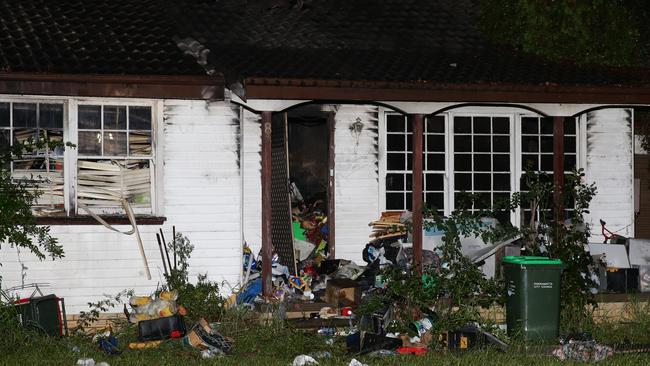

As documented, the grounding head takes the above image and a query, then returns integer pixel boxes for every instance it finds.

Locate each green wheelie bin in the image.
[503,256,563,343]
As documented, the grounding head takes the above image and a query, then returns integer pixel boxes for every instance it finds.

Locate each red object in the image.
[341,307,353,317]
[170,330,182,338]
[397,347,427,356]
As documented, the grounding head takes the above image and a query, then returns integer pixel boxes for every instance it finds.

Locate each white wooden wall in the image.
[584,108,635,241]
[0,100,243,314]
[333,105,380,263]
[241,110,262,255]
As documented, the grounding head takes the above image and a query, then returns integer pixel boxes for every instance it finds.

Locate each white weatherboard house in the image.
[0,0,649,314]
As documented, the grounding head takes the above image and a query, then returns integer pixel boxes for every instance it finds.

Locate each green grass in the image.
[3,307,650,366]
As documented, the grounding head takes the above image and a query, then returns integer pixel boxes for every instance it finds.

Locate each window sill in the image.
[35,216,167,226]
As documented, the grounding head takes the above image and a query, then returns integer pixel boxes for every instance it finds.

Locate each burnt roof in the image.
[1,0,650,89]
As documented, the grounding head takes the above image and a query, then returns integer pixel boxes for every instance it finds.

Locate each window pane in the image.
[564,136,576,153]
[0,129,10,148]
[522,154,538,170]
[129,131,152,156]
[425,173,443,191]
[426,134,444,152]
[406,134,412,151]
[473,135,490,152]
[405,193,412,210]
[540,136,553,152]
[493,117,509,133]
[13,128,37,145]
[564,118,576,135]
[522,136,539,152]
[78,131,102,155]
[129,106,152,130]
[387,134,405,151]
[103,131,127,156]
[426,116,444,133]
[455,173,471,191]
[454,135,471,152]
[540,154,553,171]
[521,117,538,134]
[493,174,510,191]
[39,104,63,128]
[407,153,412,170]
[387,153,405,170]
[0,102,9,126]
[104,106,127,130]
[540,118,553,134]
[493,136,509,152]
[474,173,491,190]
[426,153,445,171]
[565,154,577,171]
[405,173,413,190]
[475,193,491,209]
[455,154,471,171]
[473,117,490,133]
[493,154,509,171]
[13,103,37,127]
[454,116,471,133]
[386,173,404,191]
[473,154,490,171]
[387,115,405,132]
[79,105,101,129]
[425,193,444,210]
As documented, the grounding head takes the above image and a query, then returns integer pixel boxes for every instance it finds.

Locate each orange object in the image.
[397,347,427,356]
[178,305,187,316]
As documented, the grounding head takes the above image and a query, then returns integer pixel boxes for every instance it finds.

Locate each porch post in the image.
[261,111,273,297]
[327,112,336,259]
[553,116,565,221]
[410,114,424,273]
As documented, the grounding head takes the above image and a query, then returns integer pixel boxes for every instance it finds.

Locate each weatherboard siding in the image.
[333,105,380,263]
[585,108,635,241]
[0,100,242,314]
[242,109,263,255]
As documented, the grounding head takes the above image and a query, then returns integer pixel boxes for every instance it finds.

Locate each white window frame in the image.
[379,107,585,227]
[0,95,163,217]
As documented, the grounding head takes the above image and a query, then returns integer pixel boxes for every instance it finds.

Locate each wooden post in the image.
[553,116,565,221]
[411,114,424,273]
[327,112,336,259]
[261,111,273,297]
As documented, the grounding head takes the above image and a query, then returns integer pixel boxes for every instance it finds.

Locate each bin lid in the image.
[502,256,562,265]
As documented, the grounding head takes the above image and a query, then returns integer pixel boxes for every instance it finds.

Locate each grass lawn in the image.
[4,308,650,366]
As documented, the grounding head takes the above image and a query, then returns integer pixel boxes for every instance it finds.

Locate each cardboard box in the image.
[325,279,361,307]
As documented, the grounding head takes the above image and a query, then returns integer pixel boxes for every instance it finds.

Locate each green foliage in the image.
[509,169,597,329]
[74,289,134,334]
[480,0,644,66]
[0,137,67,280]
[162,233,225,321]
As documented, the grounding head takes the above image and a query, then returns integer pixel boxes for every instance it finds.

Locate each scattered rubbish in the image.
[128,340,162,349]
[367,349,398,357]
[137,313,186,342]
[396,347,427,356]
[183,318,233,354]
[292,354,319,366]
[552,340,613,362]
[308,351,332,359]
[347,359,368,366]
[93,331,121,355]
[96,362,110,366]
[76,359,95,366]
[201,348,225,359]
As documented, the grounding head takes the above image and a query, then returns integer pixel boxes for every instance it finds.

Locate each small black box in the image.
[137,314,186,341]
[606,268,639,293]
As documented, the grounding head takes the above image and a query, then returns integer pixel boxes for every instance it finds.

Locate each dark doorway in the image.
[288,115,329,208]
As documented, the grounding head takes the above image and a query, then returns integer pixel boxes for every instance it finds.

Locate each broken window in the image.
[77,104,153,215]
[0,102,65,216]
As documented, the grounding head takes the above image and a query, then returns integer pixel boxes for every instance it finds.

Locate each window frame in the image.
[0,95,164,220]
[379,108,584,227]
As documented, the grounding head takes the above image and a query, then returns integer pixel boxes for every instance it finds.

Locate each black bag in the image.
[137,314,186,341]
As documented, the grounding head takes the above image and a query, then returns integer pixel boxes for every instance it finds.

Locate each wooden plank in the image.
[553,116,565,219]
[327,111,336,259]
[261,111,273,298]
